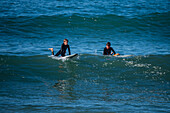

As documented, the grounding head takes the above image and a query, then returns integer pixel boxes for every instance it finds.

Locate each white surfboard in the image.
[62,54,78,58]
[49,54,78,60]
[115,55,133,57]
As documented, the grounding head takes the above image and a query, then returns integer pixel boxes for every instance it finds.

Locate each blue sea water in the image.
[0,0,170,112]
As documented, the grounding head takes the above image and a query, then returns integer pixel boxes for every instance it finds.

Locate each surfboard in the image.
[62,54,78,58]
[49,54,78,60]
[113,53,133,57]
[114,55,133,57]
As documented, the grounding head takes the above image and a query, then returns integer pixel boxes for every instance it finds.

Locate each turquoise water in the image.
[0,0,170,112]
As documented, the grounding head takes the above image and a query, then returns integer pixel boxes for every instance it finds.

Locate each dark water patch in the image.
[0,12,169,40]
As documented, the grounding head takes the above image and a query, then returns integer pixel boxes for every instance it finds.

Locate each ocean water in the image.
[0,0,170,112]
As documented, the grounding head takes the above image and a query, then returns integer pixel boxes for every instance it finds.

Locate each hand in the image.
[113,53,120,56]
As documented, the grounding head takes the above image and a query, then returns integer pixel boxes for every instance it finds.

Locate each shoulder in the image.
[110,47,114,50]
[104,47,106,50]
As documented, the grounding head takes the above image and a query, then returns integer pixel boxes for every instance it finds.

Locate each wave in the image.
[0,12,169,34]
[0,54,169,112]
[0,54,169,82]
[0,12,169,57]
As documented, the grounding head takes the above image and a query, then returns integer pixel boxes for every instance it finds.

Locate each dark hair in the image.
[64,39,68,42]
[106,42,111,46]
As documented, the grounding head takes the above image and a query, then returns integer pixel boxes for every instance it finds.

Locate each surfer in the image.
[103,42,120,56]
[48,39,71,57]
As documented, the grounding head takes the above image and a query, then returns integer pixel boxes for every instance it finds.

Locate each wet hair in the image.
[64,39,68,42]
[106,42,111,46]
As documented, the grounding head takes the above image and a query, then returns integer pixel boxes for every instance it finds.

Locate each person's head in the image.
[106,42,111,49]
[63,39,68,45]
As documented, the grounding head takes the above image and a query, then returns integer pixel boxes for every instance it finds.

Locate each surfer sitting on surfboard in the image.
[49,39,71,57]
[103,42,120,56]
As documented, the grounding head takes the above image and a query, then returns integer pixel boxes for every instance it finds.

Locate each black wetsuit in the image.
[55,43,71,56]
[103,47,116,55]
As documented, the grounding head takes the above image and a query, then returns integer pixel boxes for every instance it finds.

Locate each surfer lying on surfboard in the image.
[103,42,120,56]
[48,39,71,57]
